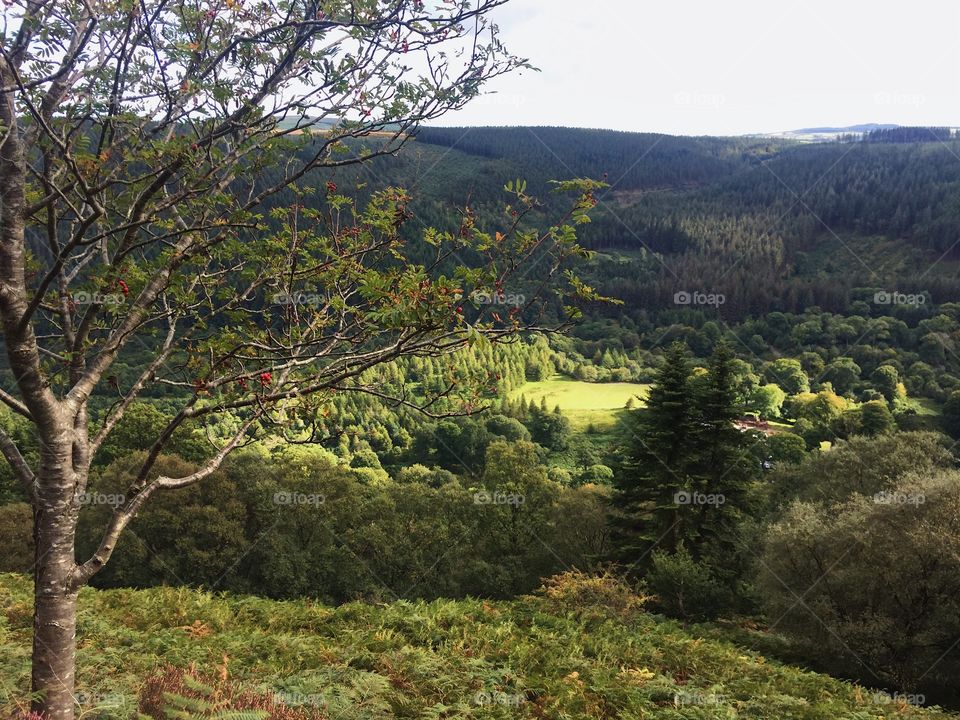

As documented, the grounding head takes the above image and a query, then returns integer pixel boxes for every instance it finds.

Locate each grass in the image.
[512,375,649,431]
[902,397,941,416]
[1,571,956,719]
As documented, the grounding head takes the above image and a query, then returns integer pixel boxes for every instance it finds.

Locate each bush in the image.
[646,546,728,621]
[533,569,647,619]
[576,464,614,486]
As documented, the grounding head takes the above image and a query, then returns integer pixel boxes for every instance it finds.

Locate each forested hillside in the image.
[6,123,960,717]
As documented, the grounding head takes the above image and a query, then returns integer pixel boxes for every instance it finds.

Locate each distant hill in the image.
[758,123,900,142]
[791,123,899,134]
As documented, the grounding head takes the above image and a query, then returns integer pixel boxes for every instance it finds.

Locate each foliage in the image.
[612,341,760,584]
[647,546,729,621]
[766,431,955,506]
[758,470,960,701]
[75,447,608,603]
[138,667,305,720]
[2,573,956,720]
[532,569,647,620]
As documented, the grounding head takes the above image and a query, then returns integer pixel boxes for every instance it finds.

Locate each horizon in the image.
[422,120,957,139]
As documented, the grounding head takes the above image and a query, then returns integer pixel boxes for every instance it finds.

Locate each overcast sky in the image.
[436,0,960,136]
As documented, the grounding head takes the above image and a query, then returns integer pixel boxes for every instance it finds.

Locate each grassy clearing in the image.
[512,375,649,431]
[1,572,955,719]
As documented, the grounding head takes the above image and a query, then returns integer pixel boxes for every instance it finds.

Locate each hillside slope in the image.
[0,573,953,719]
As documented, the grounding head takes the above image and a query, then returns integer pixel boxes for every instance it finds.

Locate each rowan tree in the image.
[0,1,602,717]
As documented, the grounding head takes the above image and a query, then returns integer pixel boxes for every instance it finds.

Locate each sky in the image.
[437,0,960,136]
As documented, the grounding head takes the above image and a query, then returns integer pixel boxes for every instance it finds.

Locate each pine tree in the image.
[612,342,697,566]
[688,340,759,586]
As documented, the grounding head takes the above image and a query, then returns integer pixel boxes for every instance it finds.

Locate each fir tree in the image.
[613,342,697,566]
[688,340,760,592]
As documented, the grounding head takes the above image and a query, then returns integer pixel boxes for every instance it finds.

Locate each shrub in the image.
[576,464,614,486]
[646,546,728,621]
[533,569,647,619]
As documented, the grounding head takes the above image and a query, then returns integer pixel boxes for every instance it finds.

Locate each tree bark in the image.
[31,576,78,720]
[30,439,80,720]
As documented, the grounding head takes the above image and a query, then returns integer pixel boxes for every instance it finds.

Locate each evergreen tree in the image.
[612,342,697,566]
[689,341,759,572]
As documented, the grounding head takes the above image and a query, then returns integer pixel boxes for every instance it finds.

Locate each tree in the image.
[870,365,900,402]
[768,431,953,506]
[748,383,786,419]
[0,3,603,717]
[758,471,960,697]
[613,342,696,563]
[759,432,808,466]
[943,389,960,438]
[822,357,862,396]
[527,405,571,451]
[763,358,809,395]
[859,400,895,436]
[687,341,758,582]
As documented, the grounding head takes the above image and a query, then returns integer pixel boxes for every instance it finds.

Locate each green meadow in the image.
[512,375,650,431]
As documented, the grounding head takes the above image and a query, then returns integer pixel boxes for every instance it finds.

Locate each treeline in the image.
[567,300,960,404]
[414,126,783,192]
[0,442,610,603]
[864,126,955,143]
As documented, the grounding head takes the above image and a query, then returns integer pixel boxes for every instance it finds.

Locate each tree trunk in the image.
[31,578,78,720]
[31,450,80,720]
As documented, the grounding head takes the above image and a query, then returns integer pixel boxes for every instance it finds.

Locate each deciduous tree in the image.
[0,2,601,717]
